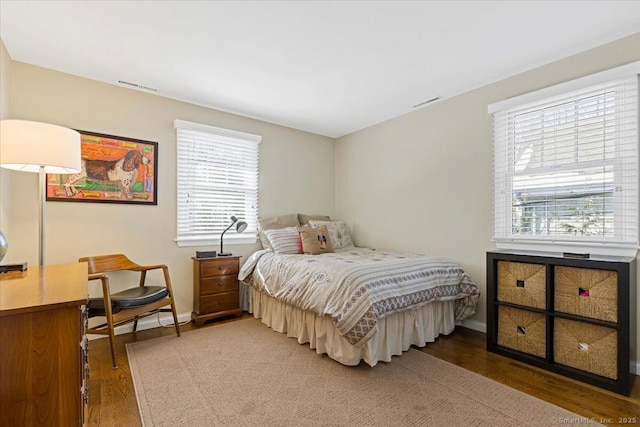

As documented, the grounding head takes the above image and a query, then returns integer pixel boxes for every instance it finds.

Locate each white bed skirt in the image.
[247,286,456,367]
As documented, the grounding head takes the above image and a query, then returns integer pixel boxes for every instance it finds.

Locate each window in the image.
[489,62,639,254]
[174,120,260,247]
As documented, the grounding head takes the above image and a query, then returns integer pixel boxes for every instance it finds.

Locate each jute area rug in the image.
[126,317,590,427]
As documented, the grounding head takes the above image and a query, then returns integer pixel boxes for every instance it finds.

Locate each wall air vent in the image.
[412,96,442,108]
[118,80,158,92]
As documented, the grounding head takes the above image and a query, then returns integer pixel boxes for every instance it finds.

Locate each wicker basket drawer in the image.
[554,266,617,322]
[497,306,546,358]
[497,261,546,309]
[554,318,617,380]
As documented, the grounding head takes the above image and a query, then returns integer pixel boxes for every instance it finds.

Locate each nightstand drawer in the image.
[200,291,239,314]
[201,275,238,295]
[200,259,239,277]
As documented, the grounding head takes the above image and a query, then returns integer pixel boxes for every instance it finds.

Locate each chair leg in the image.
[100,276,119,369]
[171,302,181,337]
[162,265,181,338]
[106,315,118,369]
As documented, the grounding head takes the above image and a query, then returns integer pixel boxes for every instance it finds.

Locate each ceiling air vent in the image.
[412,96,442,108]
[118,80,158,92]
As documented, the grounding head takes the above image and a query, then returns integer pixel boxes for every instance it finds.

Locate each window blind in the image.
[175,119,260,247]
[490,65,639,251]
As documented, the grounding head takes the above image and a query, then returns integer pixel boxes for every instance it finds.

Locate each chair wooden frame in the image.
[79,254,181,368]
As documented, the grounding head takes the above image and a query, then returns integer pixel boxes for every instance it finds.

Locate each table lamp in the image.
[219,215,247,256]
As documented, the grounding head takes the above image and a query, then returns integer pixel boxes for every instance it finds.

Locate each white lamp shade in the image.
[0,120,82,174]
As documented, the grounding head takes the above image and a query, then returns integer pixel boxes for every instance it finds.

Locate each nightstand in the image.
[191,256,243,326]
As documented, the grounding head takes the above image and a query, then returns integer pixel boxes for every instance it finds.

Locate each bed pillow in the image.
[307,220,354,249]
[298,213,331,226]
[298,225,334,255]
[258,214,300,249]
[263,227,302,254]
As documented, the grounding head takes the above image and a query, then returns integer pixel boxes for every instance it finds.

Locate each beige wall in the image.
[335,33,640,361]
[7,61,335,317]
[0,40,11,243]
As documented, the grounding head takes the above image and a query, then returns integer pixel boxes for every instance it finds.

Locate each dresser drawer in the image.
[200,275,238,295]
[200,259,239,277]
[200,291,239,314]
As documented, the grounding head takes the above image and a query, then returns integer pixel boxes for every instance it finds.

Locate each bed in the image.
[239,217,480,366]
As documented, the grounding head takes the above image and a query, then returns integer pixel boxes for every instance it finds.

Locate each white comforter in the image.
[239,247,479,347]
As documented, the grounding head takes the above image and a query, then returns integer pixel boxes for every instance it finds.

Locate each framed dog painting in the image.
[46,130,158,205]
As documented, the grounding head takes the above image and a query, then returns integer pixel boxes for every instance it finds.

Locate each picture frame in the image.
[46,130,158,205]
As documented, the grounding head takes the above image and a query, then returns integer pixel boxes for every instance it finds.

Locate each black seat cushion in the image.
[87,286,169,317]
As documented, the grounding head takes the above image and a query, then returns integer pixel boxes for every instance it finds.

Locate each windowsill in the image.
[494,239,638,258]
[175,235,257,248]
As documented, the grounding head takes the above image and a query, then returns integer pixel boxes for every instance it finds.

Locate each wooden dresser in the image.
[0,262,89,426]
[487,250,636,396]
[192,256,243,326]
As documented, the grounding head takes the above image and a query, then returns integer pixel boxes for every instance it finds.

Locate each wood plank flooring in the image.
[87,315,639,426]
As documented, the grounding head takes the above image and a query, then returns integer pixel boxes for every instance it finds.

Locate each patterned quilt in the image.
[239,247,480,347]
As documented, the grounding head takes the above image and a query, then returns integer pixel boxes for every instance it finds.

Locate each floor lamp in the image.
[0,120,81,266]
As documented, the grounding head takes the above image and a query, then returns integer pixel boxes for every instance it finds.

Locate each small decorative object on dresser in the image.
[192,256,243,326]
[486,250,637,396]
[0,231,7,261]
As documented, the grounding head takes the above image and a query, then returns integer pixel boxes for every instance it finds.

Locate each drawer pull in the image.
[219,300,223,305]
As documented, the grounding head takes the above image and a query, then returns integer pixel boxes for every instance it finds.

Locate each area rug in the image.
[126,317,591,426]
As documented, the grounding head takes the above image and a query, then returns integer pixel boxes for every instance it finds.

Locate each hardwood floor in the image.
[88,315,639,426]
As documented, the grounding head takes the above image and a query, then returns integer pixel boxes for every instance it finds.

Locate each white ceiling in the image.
[1,1,639,138]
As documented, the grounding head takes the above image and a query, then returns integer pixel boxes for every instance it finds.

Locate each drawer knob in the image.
[219,300,223,305]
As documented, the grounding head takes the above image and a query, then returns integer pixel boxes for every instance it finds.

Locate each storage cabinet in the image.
[192,256,243,326]
[487,250,636,396]
[0,263,89,426]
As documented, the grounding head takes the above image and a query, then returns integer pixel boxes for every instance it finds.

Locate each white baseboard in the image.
[87,312,192,340]
[460,319,486,333]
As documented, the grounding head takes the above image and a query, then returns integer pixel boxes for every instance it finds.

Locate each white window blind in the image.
[489,63,639,253]
[175,119,260,247]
